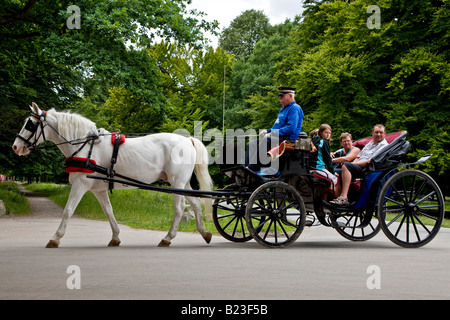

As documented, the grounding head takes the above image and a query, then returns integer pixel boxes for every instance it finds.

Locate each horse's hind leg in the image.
[185,194,212,244]
[158,193,184,247]
[46,182,86,248]
[92,190,121,247]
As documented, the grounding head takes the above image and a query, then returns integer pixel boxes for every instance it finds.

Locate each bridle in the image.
[16,109,101,156]
[16,110,48,150]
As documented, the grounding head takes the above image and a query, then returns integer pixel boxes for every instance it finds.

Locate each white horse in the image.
[12,102,213,248]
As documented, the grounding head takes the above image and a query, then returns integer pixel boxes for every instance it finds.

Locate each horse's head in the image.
[12,102,48,156]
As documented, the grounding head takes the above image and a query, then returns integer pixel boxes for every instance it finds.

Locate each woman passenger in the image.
[331,132,360,173]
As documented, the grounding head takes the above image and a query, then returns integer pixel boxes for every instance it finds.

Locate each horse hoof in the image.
[108,239,121,247]
[158,239,171,247]
[46,240,59,248]
[203,232,212,244]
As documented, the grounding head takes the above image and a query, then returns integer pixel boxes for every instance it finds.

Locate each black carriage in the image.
[212,131,445,248]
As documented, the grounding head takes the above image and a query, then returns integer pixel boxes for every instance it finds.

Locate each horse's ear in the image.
[30,102,41,114]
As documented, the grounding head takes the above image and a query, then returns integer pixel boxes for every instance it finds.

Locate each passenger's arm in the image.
[332,148,360,164]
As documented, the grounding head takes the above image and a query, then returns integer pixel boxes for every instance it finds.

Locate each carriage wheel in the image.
[377,169,444,248]
[245,181,306,248]
[330,210,381,242]
[212,184,253,242]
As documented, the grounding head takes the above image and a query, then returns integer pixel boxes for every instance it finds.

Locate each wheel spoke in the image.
[239,217,248,238]
[411,179,427,203]
[222,215,237,230]
[262,190,274,211]
[273,220,278,243]
[411,213,432,235]
[417,210,439,221]
[217,210,238,219]
[281,217,298,228]
[254,216,270,230]
[384,205,404,212]
[278,219,290,239]
[394,214,406,238]
[386,211,405,228]
[276,190,288,210]
[351,215,360,237]
[262,219,274,241]
[391,183,407,205]
[384,196,404,207]
[414,191,436,205]
[409,174,417,203]
[410,214,422,242]
[279,199,297,212]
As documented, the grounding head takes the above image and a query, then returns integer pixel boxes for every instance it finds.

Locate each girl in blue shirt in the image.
[310,124,341,199]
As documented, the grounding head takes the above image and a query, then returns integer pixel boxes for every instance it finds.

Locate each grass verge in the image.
[0,182,31,215]
[24,183,217,233]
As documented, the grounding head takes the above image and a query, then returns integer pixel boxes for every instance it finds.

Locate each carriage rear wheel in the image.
[212,184,253,242]
[377,169,444,248]
[330,209,381,242]
[245,181,306,248]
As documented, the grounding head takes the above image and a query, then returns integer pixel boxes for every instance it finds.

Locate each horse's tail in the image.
[190,137,213,221]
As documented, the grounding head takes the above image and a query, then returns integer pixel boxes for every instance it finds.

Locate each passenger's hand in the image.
[259,129,268,139]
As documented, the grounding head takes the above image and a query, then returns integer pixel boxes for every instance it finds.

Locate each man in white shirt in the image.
[331,124,388,205]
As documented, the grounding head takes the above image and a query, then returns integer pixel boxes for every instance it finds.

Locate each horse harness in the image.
[64,132,126,192]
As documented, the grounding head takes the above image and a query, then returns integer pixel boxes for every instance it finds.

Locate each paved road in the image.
[0,188,449,300]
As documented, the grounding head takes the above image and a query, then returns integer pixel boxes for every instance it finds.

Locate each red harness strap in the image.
[65,157,97,173]
[65,133,125,174]
[111,132,125,145]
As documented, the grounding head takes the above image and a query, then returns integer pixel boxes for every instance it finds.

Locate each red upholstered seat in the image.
[353,131,404,150]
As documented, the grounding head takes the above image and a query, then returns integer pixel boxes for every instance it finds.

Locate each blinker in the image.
[25,118,39,132]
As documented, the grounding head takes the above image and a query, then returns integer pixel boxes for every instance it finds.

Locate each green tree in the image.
[227,19,300,130]
[0,0,217,180]
[219,9,273,60]
[149,42,234,134]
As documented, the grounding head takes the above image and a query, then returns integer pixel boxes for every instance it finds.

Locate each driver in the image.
[245,87,304,171]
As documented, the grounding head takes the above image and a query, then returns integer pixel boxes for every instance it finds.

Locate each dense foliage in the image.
[1,0,448,192]
[0,0,217,181]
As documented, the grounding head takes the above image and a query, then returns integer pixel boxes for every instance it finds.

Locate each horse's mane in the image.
[47,109,98,141]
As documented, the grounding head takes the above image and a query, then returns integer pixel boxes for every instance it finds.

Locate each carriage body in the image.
[213,131,445,248]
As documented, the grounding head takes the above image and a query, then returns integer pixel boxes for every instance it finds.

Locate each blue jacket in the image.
[267,101,304,141]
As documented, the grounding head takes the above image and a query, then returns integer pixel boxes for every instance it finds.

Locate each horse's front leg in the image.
[92,190,121,246]
[46,182,87,248]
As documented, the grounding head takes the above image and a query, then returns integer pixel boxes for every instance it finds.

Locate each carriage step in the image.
[330,221,346,228]
[322,200,354,212]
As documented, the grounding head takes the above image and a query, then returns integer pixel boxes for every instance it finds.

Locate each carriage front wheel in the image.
[377,169,444,248]
[245,181,306,248]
